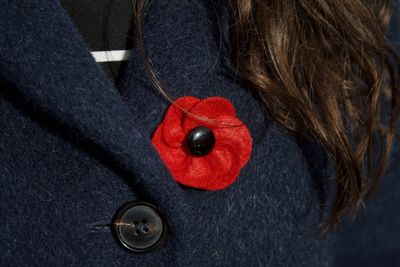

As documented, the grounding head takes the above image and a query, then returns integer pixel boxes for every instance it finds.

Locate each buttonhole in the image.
[87,221,111,232]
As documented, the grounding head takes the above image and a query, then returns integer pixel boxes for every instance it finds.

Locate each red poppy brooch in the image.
[151,96,252,190]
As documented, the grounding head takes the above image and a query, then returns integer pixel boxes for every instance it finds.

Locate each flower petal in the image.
[172,157,214,187]
[172,144,242,190]
[204,144,241,190]
[190,96,236,119]
[181,97,236,132]
[151,125,191,170]
[212,115,252,168]
[161,96,201,146]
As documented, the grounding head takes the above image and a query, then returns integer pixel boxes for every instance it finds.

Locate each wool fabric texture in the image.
[0,0,399,266]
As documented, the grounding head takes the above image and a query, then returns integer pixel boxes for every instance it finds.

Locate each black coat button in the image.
[112,201,167,253]
[185,126,215,156]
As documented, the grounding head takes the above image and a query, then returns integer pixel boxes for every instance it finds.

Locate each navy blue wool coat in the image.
[1,0,399,266]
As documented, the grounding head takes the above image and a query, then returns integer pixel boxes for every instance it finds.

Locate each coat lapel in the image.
[0,0,189,247]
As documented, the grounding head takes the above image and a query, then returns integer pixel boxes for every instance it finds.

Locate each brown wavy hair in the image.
[131,0,400,234]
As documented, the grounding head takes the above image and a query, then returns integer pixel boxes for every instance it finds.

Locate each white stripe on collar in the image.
[90,50,131,62]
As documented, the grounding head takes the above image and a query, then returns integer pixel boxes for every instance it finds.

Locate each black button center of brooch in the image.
[185,126,215,156]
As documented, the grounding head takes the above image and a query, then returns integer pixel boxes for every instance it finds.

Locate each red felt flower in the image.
[151,96,252,190]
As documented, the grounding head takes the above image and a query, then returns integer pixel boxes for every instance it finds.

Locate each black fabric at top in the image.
[60,0,135,87]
